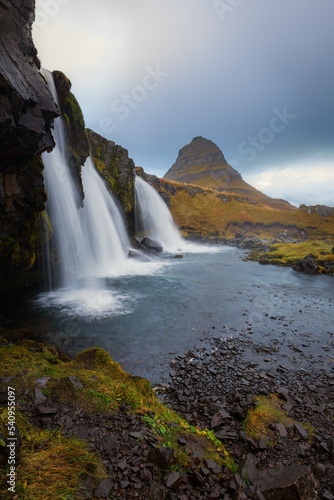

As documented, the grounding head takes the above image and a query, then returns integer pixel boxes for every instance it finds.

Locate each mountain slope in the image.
[164,136,294,211]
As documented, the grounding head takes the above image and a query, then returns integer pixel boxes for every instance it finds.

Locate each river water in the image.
[1,246,333,383]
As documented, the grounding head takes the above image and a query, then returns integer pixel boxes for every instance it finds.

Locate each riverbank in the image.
[1,325,333,499]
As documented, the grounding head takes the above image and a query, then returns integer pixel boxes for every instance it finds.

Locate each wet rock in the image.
[293,254,319,274]
[140,237,163,253]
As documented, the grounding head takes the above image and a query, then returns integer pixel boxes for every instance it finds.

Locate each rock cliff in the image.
[87,129,135,234]
[164,137,294,211]
[52,70,89,203]
[0,0,58,290]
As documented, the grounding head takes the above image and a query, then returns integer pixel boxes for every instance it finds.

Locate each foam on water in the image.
[36,288,138,318]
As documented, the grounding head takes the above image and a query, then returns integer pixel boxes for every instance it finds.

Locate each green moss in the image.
[0,341,236,496]
[65,93,85,129]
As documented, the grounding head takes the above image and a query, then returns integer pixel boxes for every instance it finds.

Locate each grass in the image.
[248,240,334,271]
[0,338,236,497]
[244,394,314,445]
[0,408,104,499]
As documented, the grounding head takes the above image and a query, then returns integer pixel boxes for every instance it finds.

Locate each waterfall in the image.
[41,70,94,289]
[41,69,130,290]
[80,157,130,276]
[135,176,184,253]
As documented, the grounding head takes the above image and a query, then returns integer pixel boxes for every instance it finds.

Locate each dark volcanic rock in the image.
[0,0,58,289]
[140,237,163,253]
[293,254,319,274]
[250,464,318,499]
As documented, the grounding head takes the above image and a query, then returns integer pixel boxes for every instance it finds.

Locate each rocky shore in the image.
[158,334,334,498]
[1,324,333,499]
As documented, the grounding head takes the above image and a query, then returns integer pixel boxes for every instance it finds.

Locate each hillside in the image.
[164,136,294,211]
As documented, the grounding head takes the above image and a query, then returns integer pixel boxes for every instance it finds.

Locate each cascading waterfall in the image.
[135,176,184,253]
[41,69,95,289]
[80,157,130,276]
[40,69,131,296]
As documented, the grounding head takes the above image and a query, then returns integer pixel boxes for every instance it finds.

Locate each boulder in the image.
[248,464,318,499]
[140,237,163,253]
[293,254,319,274]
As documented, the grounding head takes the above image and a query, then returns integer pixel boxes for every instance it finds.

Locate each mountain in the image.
[164,136,294,211]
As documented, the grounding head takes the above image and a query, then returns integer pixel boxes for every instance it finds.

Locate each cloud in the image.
[243,160,334,207]
[32,0,334,204]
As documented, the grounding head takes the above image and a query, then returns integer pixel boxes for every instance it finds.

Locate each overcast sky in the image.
[33,0,334,206]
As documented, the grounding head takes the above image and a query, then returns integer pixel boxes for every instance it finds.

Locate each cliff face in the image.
[52,71,89,203]
[0,0,58,289]
[164,137,294,211]
[87,129,135,234]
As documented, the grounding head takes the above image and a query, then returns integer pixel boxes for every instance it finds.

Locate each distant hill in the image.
[164,136,294,211]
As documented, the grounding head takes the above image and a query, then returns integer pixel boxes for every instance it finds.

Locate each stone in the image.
[164,471,181,490]
[129,432,143,439]
[36,406,57,415]
[312,463,327,477]
[275,423,287,438]
[250,464,318,499]
[34,387,47,404]
[68,376,84,389]
[94,478,112,498]
[147,447,177,469]
[204,458,222,474]
[293,254,319,274]
[35,377,50,388]
[146,482,171,499]
[140,237,163,253]
[294,424,309,441]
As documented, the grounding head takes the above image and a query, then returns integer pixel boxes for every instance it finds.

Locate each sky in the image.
[33,0,334,206]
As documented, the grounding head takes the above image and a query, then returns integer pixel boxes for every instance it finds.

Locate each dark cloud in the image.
[34,0,334,203]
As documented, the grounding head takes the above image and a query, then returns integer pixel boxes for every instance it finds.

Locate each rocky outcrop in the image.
[87,128,135,234]
[164,136,294,211]
[300,204,334,217]
[0,0,58,290]
[293,254,319,274]
[52,71,89,202]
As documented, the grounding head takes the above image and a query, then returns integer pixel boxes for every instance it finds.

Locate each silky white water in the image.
[41,70,95,289]
[135,176,185,252]
[40,71,162,314]
[134,176,220,254]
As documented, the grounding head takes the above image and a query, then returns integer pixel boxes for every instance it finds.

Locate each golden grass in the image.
[249,241,334,271]
[169,189,334,240]
[244,394,294,443]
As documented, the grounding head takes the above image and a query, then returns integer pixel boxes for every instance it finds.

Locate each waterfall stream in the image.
[135,176,184,253]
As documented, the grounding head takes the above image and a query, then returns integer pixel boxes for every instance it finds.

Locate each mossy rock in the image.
[52,71,90,203]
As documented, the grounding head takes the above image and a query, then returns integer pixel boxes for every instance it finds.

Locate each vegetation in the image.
[244,394,314,445]
[248,240,334,272]
[0,337,234,498]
